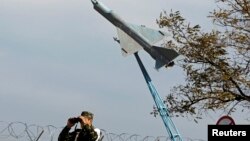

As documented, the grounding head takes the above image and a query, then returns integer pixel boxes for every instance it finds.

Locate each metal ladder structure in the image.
[134,52,183,141]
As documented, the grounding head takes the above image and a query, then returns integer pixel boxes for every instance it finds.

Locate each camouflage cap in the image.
[81,111,94,119]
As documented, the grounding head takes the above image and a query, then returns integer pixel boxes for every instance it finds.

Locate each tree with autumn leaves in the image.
[157,0,250,121]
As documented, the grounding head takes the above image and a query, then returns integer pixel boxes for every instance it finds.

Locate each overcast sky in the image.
[0,0,248,141]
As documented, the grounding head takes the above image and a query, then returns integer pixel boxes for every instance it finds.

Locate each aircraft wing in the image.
[116,28,143,56]
[116,24,169,57]
[128,23,169,44]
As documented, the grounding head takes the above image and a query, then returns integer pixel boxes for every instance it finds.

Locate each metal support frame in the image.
[134,52,183,141]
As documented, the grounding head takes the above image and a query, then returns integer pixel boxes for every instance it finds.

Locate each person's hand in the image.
[66,118,76,128]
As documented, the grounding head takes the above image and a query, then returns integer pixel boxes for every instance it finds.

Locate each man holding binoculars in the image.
[58,111,98,141]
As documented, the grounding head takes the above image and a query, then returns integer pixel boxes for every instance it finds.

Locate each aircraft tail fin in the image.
[152,46,179,70]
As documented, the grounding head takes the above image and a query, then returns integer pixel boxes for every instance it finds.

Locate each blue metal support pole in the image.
[134,52,183,141]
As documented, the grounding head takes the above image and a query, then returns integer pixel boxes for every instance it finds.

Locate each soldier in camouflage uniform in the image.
[58,111,98,141]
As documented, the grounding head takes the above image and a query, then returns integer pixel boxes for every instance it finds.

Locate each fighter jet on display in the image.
[91,0,179,70]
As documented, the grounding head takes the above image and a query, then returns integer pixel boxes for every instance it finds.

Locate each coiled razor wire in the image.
[0,121,205,141]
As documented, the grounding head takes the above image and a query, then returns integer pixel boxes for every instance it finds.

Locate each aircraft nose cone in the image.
[91,0,98,4]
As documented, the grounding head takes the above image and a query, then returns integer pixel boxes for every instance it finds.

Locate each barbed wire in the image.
[0,121,205,141]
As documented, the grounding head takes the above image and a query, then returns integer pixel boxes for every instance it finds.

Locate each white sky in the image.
[0,0,249,141]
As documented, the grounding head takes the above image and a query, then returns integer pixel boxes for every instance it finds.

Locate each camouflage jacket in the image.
[58,125,98,141]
